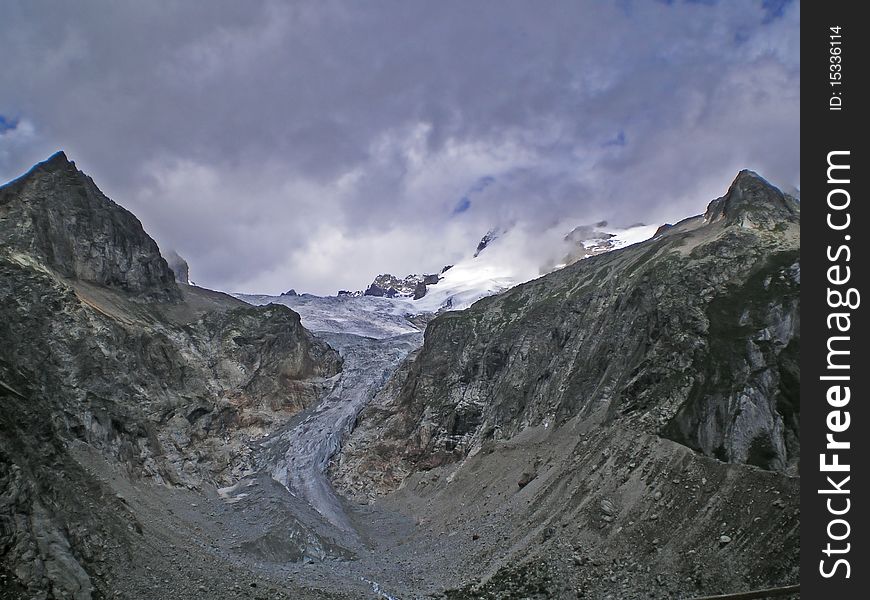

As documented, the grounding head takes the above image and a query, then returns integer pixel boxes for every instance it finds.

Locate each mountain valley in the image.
[1,153,799,600]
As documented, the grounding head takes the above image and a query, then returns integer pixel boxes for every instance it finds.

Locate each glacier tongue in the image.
[236,292,423,338]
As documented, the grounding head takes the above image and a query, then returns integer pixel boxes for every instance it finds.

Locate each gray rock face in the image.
[704,170,799,228]
[412,281,428,300]
[362,272,442,299]
[363,282,395,297]
[335,171,800,499]
[0,151,180,302]
[1,252,341,481]
[364,273,428,298]
[0,154,342,598]
[0,254,342,597]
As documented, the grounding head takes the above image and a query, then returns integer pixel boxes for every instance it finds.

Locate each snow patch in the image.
[236,221,657,327]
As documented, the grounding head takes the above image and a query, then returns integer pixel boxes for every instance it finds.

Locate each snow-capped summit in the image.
[237,219,659,336]
[408,220,659,312]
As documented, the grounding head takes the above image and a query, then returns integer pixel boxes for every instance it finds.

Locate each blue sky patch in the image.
[452,175,495,216]
[761,0,792,23]
[0,115,20,134]
[469,175,495,193]
[453,197,472,214]
[604,131,627,147]
[733,28,751,45]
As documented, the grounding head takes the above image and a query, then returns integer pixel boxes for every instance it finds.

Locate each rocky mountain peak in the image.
[0,152,181,302]
[473,228,501,257]
[703,169,799,228]
[33,150,78,174]
[1,152,76,203]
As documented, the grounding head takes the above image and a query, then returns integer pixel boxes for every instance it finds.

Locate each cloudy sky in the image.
[0,0,799,295]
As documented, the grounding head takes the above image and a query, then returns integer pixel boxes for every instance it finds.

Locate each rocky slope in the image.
[0,154,342,599]
[336,170,799,483]
[331,170,800,596]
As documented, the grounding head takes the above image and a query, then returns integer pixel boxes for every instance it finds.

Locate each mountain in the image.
[0,152,180,302]
[337,170,799,481]
[330,170,800,597]
[1,156,800,600]
[0,153,342,599]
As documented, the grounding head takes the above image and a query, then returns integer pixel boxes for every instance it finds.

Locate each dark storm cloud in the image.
[0,0,799,295]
